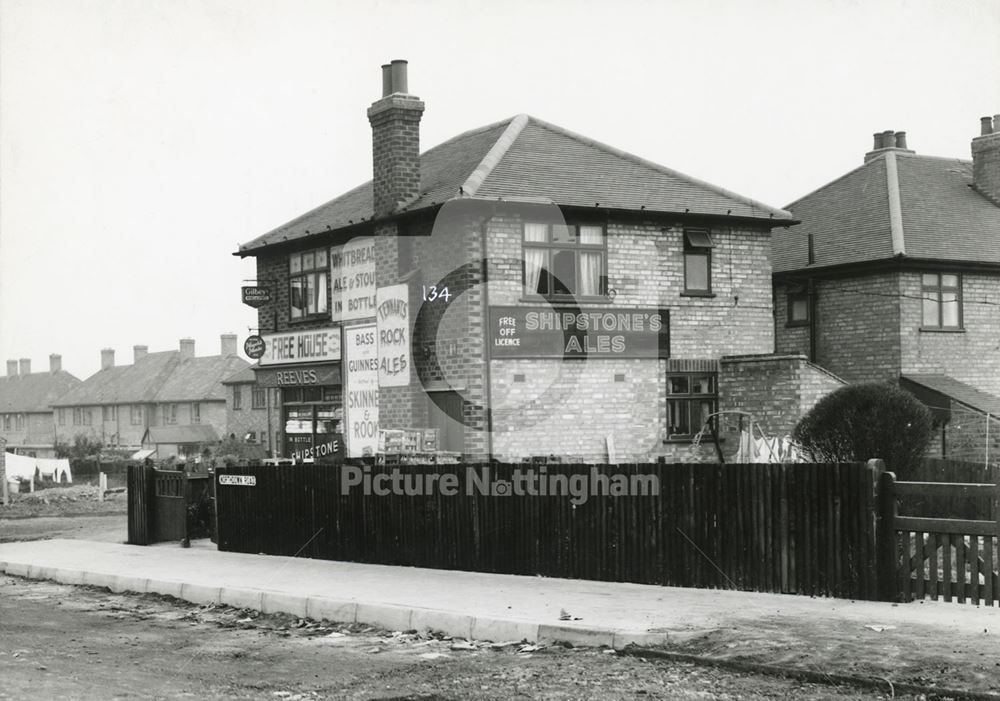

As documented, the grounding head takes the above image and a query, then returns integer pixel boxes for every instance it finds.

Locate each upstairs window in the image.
[162,404,177,425]
[233,386,243,411]
[130,405,144,425]
[787,292,810,326]
[102,406,117,422]
[191,403,201,424]
[921,273,962,329]
[290,247,329,320]
[252,386,266,409]
[666,374,717,440]
[523,222,607,298]
[57,409,66,426]
[683,227,714,295]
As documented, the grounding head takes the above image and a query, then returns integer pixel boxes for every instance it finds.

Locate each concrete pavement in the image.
[1,538,998,650]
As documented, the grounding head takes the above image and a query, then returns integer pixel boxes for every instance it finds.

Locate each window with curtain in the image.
[666,374,717,440]
[289,247,329,320]
[130,405,144,425]
[787,292,809,326]
[683,227,714,294]
[233,386,243,411]
[522,222,606,298]
[191,403,201,424]
[921,273,962,329]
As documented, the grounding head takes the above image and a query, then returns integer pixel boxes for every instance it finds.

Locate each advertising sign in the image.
[241,286,272,308]
[331,237,377,322]
[259,327,341,366]
[254,363,341,388]
[376,284,410,387]
[344,324,379,457]
[243,335,265,359]
[488,306,670,359]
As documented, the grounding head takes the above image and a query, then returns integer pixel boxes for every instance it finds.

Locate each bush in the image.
[793,381,933,473]
[54,435,104,461]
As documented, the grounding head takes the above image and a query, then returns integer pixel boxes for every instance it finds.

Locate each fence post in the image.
[876,466,898,601]
[181,469,191,548]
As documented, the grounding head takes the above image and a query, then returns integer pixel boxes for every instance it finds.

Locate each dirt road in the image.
[0,576,907,701]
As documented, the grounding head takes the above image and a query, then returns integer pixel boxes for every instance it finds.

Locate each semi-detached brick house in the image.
[0,356,80,458]
[235,61,815,463]
[51,336,248,459]
[222,365,277,451]
[773,118,1000,463]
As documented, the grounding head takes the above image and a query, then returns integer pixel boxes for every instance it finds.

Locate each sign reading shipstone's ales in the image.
[344,324,379,457]
[376,284,410,387]
[488,306,670,359]
[331,237,377,322]
[259,327,342,366]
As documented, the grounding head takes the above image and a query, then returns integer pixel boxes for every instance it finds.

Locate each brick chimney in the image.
[864,129,915,162]
[179,338,195,360]
[6,360,18,377]
[220,333,238,356]
[49,354,62,373]
[133,345,148,363]
[972,114,1000,204]
[19,358,30,375]
[101,348,115,370]
[367,59,424,217]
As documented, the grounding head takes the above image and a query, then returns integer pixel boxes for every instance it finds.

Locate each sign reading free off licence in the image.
[259,327,342,366]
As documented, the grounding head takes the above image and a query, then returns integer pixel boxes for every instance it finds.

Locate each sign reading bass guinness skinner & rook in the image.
[489,306,670,359]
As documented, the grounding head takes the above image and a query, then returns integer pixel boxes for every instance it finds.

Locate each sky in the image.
[2,0,998,380]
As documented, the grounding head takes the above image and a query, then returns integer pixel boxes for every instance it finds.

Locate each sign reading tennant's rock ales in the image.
[488,305,670,359]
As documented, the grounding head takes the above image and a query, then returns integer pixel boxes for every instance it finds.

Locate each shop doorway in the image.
[427,390,465,454]
[282,386,343,461]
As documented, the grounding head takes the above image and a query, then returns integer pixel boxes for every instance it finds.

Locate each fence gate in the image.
[127,465,211,545]
[878,469,1000,605]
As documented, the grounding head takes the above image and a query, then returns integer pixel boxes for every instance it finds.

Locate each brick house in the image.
[222,366,277,452]
[0,356,80,458]
[235,61,808,463]
[773,117,1000,462]
[51,336,248,457]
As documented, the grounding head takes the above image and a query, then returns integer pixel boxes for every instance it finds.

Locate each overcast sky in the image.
[2,0,998,379]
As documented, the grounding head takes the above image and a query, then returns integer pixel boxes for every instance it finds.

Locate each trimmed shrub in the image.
[793,381,933,473]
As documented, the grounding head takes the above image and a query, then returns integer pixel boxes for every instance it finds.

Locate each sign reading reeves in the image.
[259,327,342,366]
[489,305,670,359]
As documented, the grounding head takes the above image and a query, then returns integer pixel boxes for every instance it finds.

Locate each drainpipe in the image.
[808,278,817,363]
[480,216,494,462]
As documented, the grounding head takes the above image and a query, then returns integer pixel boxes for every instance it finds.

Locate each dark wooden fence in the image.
[127,464,212,545]
[895,458,997,521]
[214,461,881,600]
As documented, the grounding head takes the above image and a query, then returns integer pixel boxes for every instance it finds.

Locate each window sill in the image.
[680,291,715,298]
[663,437,725,445]
[785,320,810,328]
[518,295,613,305]
[288,314,332,325]
[919,326,965,333]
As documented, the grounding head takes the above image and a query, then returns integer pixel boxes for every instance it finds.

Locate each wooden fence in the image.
[895,458,997,521]
[878,470,1000,606]
[127,464,212,545]
[215,461,881,600]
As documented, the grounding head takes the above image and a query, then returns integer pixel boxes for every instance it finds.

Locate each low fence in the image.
[215,461,881,600]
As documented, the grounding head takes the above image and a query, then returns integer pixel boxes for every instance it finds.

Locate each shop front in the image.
[254,328,344,462]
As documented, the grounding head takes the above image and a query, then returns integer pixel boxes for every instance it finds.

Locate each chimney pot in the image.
[873,133,883,150]
[894,131,907,149]
[101,348,115,370]
[6,359,18,377]
[981,116,994,136]
[19,358,30,375]
[972,110,1000,204]
[381,63,392,97]
[390,59,408,94]
[133,345,148,363]
[994,114,1000,131]
[881,130,895,149]
[179,338,196,360]
[49,354,62,373]
[220,333,238,357]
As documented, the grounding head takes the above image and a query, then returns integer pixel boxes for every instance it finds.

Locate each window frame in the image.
[682,227,714,296]
[130,405,144,426]
[289,247,330,322]
[920,272,963,331]
[233,386,243,411]
[162,404,177,425]
[251,386,266,409]
[57,408,66,426]
[665,372,719,442]
[191,402,201,424]
[786,291,810,327]
[521,221,609,301]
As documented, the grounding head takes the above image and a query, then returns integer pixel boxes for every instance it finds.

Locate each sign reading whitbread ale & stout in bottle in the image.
[330,237,377,322]
[488,306,670,359]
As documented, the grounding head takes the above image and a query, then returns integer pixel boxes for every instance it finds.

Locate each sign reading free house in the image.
[489,305,670,359]
[259,327,342,366]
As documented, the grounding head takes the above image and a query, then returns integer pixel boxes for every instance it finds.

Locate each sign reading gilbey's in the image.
[259,327,342,366]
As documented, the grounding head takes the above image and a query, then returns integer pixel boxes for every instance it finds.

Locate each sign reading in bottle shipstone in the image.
[488,305,670,359]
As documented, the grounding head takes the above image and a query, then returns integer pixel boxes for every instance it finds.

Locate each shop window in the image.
[683,228,713,295]
[252,386,266,409]
[233,386,243,411]
[921,273,962,329]
[666,374,717,440]
[130,405,143,425]
[192,403,201,424]
[289,247,329,320]
[787,292,810,326]
[523,222,607,298]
